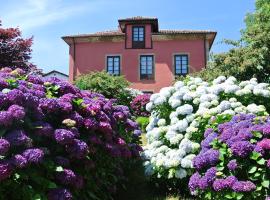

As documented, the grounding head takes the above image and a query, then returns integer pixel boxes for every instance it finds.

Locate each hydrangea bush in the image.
[189,114,270,200]
[130,94,151,117]
[143,76,270,188]
[0,67,142,200]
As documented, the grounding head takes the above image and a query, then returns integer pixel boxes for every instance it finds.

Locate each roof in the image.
[43,70,69,77]
[118,16,159,32]
[62,16,217,48]
[62,29,216,38]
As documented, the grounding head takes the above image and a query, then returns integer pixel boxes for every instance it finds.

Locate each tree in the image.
[196,0,270,82]
[0,19,38,73]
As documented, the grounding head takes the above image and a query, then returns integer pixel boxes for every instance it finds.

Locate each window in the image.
[140,55,154,80]
[132,26,145,48]
[107,56,120,75]
[174,55,189,76]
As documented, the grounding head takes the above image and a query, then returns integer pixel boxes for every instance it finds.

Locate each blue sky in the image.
[0,0,255,74]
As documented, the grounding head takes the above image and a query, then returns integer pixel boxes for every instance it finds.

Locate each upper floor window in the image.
[132,26,145,48]
[107,56,120,75]
[174,55,188,76]
[140,55,154,80]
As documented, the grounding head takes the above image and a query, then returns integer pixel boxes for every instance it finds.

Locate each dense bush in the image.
[75,71,134,106]
[130,94,151,117]
[143,76,270,192]
[0,67,142,200]
[190,114,270,200]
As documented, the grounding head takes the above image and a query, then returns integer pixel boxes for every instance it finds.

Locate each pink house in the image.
[62,17,216,93]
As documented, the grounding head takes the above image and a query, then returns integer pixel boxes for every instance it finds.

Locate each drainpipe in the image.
[71,37,76,82]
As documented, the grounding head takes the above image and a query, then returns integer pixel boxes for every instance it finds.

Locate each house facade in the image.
[62,17,216,93]
[43,70,69,81]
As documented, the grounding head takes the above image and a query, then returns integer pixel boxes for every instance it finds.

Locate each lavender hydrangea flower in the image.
[230,141,254,158]
[47,188,73,200]
[227,159,238,171]
[11,154,28,168]
[7,89,24,105]
[54,129,75,145]
[0,139,10,155]
[22,148,44,164]
[232,181,256,192]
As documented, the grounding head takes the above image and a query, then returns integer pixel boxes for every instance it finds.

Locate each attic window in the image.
[132,26,145,48]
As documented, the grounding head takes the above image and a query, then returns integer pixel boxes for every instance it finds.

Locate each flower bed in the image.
[143,76,270,190]
[0,67,142,200]
[189,114,270,200]
[130,94,151,117]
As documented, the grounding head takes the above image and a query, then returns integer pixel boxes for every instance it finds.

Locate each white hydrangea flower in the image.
[157,119,166,127]
[175,168,187,179]
[176,104,193,115]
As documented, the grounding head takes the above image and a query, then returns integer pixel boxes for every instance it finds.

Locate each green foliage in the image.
[195,0,270,82]
[136,117,149,133]
[75,71,132,106]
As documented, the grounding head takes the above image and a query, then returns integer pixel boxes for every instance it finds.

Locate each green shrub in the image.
[75,71,133,106]
[136,117,149,133]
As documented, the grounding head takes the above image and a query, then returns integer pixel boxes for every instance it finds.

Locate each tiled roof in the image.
[118,16,158,21]
[62,29,216,38]
[157,29,217,34]
[62,30,124,38]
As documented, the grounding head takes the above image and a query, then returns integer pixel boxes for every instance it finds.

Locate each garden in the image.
[1,0,270,199]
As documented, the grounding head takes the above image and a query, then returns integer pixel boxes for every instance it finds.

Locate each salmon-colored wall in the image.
[126,24,152,49]
[71,39,205,93]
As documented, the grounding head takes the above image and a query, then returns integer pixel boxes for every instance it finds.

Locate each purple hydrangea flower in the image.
[22,148,44,164]
[267,159,270,168]
[193,149,219,170]
[5,129,31,146]
[257,139,270,150]
[230,141,254,158]
[262,124,270,135]
[7,89,24,105]
[55,156,70,167]
[0,139,10,155]
[204,128,214,137]
[8,105,25,121]
[212,176,237,191]
[66,139,88,159]
[33,121,54,137]
[189,172,201,192]
[232,181,256,192]
[198,167,216,190]
[0,161,13,181]
[0,111,13,127]
[54,129,75,145]
[47,188,73,200]
[56,169,76,186]
[11,154,28,168]
[227,159,238,171]
[84,118,98,130]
